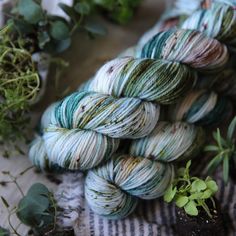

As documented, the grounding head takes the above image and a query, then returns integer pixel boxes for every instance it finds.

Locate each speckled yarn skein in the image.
[29,28,228,171]
[85,122,204,219]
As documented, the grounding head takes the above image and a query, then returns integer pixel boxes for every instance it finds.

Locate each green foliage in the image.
[0,227,10,236]
[0,25,40,141]
[205,116,236,183]
[92,0,142,24]
[17,183,56,235]
[164,161,218,218]
[10,0,141,55]
[18,0,44,24]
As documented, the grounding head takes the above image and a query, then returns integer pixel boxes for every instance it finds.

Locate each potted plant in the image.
[164,161,224,236]
[205,116,236,183]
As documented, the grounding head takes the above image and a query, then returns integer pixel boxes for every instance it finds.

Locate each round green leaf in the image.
[206,180,218,193]
[74,2,90,15]
[50,21,70,40]
[27,183,50,196]
[191,179,207,192]
[175,196,188,208]
[18,0,43,24]
[184,200,198,216]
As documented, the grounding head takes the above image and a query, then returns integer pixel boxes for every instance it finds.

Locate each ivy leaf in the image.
[191,179,207,192]
[18,0,44,24]
[164,185,176,203]
[184,200,198,216]
[50,21,70,40]
[175,196,188,208]
[74,2,91,15]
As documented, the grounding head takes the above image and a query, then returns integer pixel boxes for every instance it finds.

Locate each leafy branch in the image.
[204,116,236,183]
[164,161,218,218]
[0,167,59,235]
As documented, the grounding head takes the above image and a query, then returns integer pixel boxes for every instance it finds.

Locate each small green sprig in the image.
[204,116,236,183]
[0,24,40,141]
[164,161,218,218]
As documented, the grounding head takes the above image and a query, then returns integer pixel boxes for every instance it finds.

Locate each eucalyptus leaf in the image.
[27,183,50,197]
[50,21,70,40]
[74,2,91,15]
[18,0,44,24]
[184,200,198,216]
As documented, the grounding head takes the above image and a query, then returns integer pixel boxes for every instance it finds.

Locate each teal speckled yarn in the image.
[168,90,233,125]
[86,57,194,104]
[129,121,205,162]
[85,155,174,219]
[196,69,236,100]
[85,121,204,219]
[181,1,236,49]
[139,29,228,73]
[29,27,228,171]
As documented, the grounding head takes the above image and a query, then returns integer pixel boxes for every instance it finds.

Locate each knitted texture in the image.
[29,27,228,171]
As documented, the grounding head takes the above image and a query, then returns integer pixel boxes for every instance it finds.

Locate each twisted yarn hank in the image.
[30,26,228,171]
[85,155,174,219]
[84,121,205,219]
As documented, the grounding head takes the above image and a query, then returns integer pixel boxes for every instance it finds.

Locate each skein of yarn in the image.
[29,27,228,171]
[84,121,204,219]
[85,155,174,219]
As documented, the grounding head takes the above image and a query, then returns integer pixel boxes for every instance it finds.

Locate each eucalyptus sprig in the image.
[9,0,142,54]
[204,116,236,183]
[16,183,57,235]
[164,161,218,218]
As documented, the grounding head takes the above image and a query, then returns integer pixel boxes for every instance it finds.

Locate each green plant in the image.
[164,161,218,217]
[17,183,57,235]
[8,0,141,55]
[0,227,10,236]
[0,24,40,141]
[204,116,236,183]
